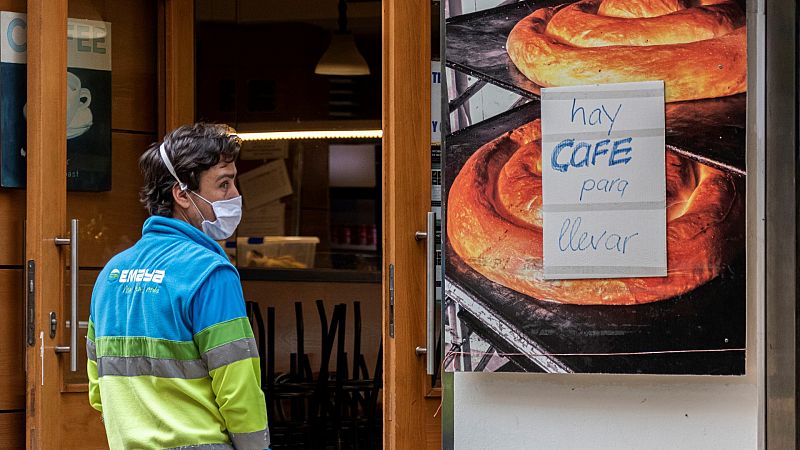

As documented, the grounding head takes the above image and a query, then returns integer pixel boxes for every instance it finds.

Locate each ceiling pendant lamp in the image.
[314,0,370,76]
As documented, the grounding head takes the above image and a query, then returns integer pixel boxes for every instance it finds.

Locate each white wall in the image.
[454,373,758,449]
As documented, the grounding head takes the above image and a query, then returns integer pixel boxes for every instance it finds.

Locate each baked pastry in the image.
[447,119,743,305]
[506,0,746,102]
[245,250,308,269]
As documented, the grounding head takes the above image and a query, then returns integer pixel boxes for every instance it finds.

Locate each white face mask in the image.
[159,143,242,240]
[188,192,242,240]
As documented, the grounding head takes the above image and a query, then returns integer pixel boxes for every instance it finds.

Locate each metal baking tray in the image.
[445,0,747,174]
[445,0,559,99]
[443,101,746,374]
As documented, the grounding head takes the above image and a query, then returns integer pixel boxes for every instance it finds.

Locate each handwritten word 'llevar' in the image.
[571,98,622,136]
[558,216,639,254]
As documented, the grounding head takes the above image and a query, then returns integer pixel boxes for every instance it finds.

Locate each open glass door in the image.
[25,1,158,447]
[381,0,443,448]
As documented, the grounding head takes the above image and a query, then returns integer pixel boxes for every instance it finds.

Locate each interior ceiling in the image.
[196,0,381,33]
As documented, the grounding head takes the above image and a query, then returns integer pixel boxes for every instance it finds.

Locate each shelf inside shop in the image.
[330,243,378,252]
[238,267,381,284]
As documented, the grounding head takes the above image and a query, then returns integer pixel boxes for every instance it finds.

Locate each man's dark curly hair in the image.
[139,123,242,217]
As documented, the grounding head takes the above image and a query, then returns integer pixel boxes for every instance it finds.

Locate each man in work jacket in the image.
[87,123,269,449]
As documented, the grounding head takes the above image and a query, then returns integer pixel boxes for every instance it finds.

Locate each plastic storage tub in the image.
[237,236,320,269]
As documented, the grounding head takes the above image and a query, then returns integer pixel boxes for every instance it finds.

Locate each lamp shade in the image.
[314,33,370,76]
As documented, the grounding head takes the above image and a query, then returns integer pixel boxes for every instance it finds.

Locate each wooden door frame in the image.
[382,1,441,449]
[25,0,68,447]
[24,1,194,447]
[159,0,194,135]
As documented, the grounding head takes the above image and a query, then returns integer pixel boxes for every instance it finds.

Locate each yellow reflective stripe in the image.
[194,317,254,354]
[96,336,200,360]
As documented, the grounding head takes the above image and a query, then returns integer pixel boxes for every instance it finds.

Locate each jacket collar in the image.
[142,215,227,258]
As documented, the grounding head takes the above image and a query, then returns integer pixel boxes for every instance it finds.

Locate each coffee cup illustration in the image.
[66,72,91,127]
[22,71,94,140]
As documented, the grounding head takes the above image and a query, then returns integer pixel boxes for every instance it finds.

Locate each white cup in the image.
[66,72,91,127]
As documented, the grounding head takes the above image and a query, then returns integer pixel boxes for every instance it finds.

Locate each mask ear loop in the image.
[158,143,188,191]
[185,192,209,223]
[159,142,208,223]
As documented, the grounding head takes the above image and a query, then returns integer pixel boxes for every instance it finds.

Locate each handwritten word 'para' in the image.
[580,177,629,201]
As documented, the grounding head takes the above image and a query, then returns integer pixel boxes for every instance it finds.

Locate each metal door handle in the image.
[55,219,78,372]
[414,212,435,375]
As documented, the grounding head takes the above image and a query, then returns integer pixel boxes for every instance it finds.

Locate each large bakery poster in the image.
[443,0,747,375]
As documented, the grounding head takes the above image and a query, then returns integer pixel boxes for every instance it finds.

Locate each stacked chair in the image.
[246,300,383,449]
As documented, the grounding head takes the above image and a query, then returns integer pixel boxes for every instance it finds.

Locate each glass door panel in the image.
[61,0,157,391]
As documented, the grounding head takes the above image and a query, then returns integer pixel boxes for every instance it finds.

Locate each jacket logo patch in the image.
[111,268,166,284]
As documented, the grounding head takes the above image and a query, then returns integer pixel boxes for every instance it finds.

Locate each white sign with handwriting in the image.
[541,81,666,280]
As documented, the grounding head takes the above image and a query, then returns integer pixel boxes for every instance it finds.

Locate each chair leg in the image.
[352,301,362,380]
[267,306,275,389]
[333,304,348,448]
[253,304,268,387]
[367,341,383,450]
[312,301,341,448]
[295,302,306,380]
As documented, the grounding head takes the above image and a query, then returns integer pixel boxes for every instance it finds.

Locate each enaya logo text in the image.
[108,269,166,284]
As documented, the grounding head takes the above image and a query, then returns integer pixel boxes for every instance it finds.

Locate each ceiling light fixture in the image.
[314,0,370,76]
[238,129,383,141]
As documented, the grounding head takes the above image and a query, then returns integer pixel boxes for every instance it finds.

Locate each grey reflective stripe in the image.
[165,444,233,450]
[86,339,97,362]
[230,428,270,450]
[97,356,208,379]
[204,338,259,372]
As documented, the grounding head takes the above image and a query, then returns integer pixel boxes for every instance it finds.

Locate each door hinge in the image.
[389,264,395,338]
[26,260,35,347]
